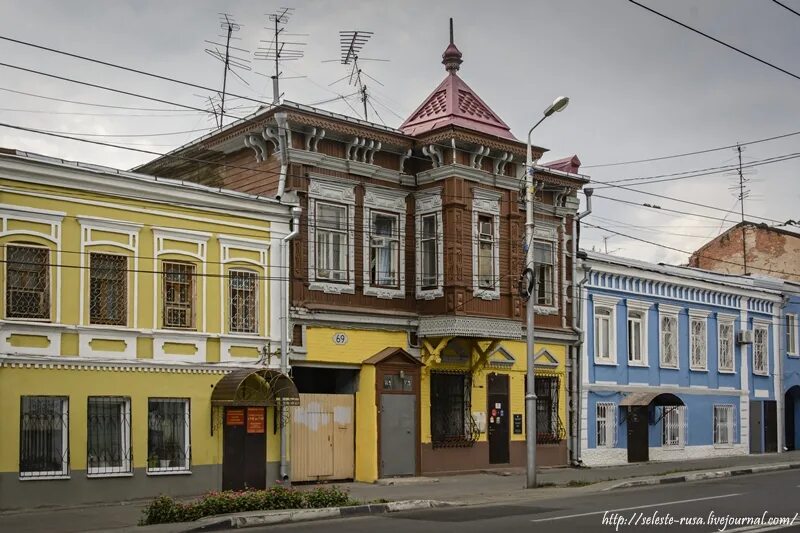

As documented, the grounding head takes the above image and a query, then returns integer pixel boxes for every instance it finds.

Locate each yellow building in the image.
[0,149,296,509]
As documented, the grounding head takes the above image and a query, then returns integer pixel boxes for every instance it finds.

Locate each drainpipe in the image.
[778,294,789,453]
[570,188,592,466]
[275,112,289,201]
[279,206,301,484]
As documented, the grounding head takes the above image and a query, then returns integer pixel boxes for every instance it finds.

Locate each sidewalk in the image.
[2,451,799,533]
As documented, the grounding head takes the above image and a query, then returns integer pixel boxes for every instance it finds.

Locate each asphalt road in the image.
[241,470,800,533]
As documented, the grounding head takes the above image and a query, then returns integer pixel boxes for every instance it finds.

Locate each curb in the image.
[604,461,800,491]
[186,499,454,531]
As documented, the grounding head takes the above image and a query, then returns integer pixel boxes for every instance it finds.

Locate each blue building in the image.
[578,252,782,466]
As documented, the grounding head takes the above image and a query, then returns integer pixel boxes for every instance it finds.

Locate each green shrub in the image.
[139,486,358,525]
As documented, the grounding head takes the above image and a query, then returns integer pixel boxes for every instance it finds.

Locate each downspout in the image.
[778,294,789,452]
[570,188,592,466]
[279,206,301,484]
[275,112,289,201]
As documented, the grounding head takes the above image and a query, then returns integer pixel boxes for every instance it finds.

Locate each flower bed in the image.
[139,486,359,525]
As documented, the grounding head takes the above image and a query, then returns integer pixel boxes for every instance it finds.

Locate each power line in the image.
[29,125,216,139]
[0,86,199,113]
[628,0,800,82]
[772,0,800,17]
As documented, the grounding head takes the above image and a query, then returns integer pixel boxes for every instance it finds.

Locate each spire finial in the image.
[442,17,463,74]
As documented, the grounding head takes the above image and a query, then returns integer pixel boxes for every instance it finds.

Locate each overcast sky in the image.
[1,0,798,265]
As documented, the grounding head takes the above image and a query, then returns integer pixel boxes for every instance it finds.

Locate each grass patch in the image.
[139,486,359,525]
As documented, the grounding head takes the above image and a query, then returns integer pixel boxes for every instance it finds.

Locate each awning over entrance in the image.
[620,392,684,407]
[211,368,300,407]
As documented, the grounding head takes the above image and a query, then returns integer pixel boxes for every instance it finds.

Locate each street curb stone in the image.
[604,462,800,491]
[185,499,453,531]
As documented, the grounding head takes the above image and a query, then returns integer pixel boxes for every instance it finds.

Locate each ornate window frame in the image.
[658,304,681,369]
[307,177,356,295]
[362,186,407,299]
[533,223,559,315]
[717,314,736,373]
[415,187,443,300]
[752,321,769,376]
[626,299,652,367]
[471,188,501,301]
[689,309,710,371]
[593,294,619,365]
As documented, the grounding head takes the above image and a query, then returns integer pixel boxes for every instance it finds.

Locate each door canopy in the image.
[211,368,300,407]
[620,392,684,407]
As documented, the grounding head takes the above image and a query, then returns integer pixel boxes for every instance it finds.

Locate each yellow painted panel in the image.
[162,342,198,356]
[228,345,259,358]
[227,249,261,263]
[306,327,407,364]
[163,239,199,254]
[206,338,221,362]
[8,334,50,348]
[61,333,79,356]
[88,338,128,352]
[90,230,130,245]
[7,220,52,235]
[354,365,377,482]
[137,337,153,359]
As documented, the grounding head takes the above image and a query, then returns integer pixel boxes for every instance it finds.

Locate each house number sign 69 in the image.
[333,333,348,345]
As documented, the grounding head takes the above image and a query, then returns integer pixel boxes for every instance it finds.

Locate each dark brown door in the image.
[626,406,649,463]
[487,373,510,464]
[787,392,796,451]
[764,400,778,453]
[222,407,266,490]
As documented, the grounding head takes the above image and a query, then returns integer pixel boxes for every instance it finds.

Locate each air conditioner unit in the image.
[737,330,753,345]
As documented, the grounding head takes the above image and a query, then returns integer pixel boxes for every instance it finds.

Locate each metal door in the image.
[487,373,510,464]
[380,394,416,477]
[626,406,649,463]
[750,401,763,453]
[764,400,778,453]
[222,407,266,490]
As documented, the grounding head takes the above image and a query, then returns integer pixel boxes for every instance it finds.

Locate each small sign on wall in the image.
[247,408,266,434]
[333,332,348,345]
[226,409,245,426]
[513,414,523,434]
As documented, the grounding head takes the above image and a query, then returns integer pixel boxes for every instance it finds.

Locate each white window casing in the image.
[718,316,736,372]
[596,402,616,448]
[363,186,407,299]
[308,178,356,295]
[593,295,619,364]
[689,310,710,371]
[787,313,798,357]
[19,396,69,479]
[87,397,132,476]
[533,240,555,307]
[626,300,652,367]
[753,322,769,376]
[533,223,559,314]
[415,187,443,300]
[659,304,680,369]
[713,404,735,447]
[471,188,501,301]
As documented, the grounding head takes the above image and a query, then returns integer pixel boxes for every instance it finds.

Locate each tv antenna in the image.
[725,143,758,275]
[205,13,252,128]
[254,7,308,105]
[325,30,388,121]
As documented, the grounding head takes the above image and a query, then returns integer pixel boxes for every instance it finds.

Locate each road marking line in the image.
[529,493,742,523]
[715,525,797,533]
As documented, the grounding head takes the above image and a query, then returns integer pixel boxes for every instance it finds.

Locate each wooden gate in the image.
[290,393,354,482]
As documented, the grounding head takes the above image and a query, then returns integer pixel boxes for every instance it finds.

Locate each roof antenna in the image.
[205,13,252,128]
[255,7,308,105]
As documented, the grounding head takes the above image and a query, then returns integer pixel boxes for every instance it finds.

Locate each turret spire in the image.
[442,17,463,74]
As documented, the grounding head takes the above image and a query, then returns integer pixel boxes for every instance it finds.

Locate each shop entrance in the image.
[222,407,266,490]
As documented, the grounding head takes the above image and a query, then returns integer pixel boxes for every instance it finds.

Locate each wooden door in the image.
[291,394,354,481]
[222,407,266,490]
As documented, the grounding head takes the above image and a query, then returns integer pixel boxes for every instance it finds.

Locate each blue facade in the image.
[579,252,780,466]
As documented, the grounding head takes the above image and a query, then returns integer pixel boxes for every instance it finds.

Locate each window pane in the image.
[535,377,563,443]
[478,242,493,288]
[230,270,258,333]
[147,399,190,471]
[163,262,194,328]
[422,214,436,239]
[533,242,553,265]
[318,204,346,230]
[90,254,127,326]
[430,373,472,446]
[87,397,130,474]
[6,245,50,319]
[19,396,68,477]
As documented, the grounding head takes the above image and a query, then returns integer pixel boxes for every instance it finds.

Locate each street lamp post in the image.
[525,96,569,489]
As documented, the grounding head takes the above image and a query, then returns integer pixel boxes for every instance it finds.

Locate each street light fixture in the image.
[524,95,569,489]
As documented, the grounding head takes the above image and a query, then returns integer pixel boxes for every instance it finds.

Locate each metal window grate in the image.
[19,396,68,477]
[661,406,685,447]
[754,326,768,374]
[229,270,258,333]
[713,404,734,445]
[535,377,566,443]
[147,398,190,472]
[90,253,127,326]
[690,318,707,369]
[6,245,50,319]
[660,315,678,367]
[430,372,479,448]
[87,397,131,475]
[719,322,734,371]
[163,262,195,329]
[596,402,616,448]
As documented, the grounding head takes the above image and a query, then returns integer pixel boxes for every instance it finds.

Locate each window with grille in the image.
[315,202,348,282]
[713,404,735,446]
[420,213,438,289]
[535,377,564,443]
[430,372,473,447]
[719,321,735,372]
[596,402,616,448]
[147,398,190,472]
[690,317,707,370]
[87,397,131,475]
[753,325,768,375]
[89,253,127,326]
[627,311,644,365]
[533,241,554,306]
[19,396,68,478]
[6,245,50,320]
[163,262,195,329]
[477,215,494,289]
[661,406,685,447]
[660,314,678,368]
[788,314,798,356]
[595,306,614,362]
[369,212,400,288]
[229,270,258,333]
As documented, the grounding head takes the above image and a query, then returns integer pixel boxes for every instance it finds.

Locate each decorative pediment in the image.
[534,348,559,368]
[488,346,516,367]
